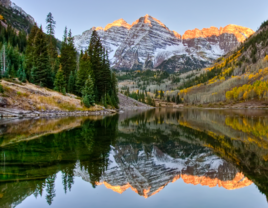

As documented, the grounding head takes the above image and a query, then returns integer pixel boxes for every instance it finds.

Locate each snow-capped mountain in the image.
[74,15,254,72]
[75,144,252,198]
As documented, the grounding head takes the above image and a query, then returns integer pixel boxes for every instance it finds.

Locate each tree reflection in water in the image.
[0,109,268,206]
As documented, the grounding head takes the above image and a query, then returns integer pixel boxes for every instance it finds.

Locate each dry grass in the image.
[1,80,103,112]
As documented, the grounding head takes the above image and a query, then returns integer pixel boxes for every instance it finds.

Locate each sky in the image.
[12,0,268,40]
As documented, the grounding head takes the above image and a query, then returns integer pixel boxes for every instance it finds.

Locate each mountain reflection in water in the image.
[0,108,268,207]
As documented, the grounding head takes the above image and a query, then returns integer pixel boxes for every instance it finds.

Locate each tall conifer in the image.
[68,71,75,93]
[82,75,95,107]
[60,28,77,83]
[54,65,66,93]
[25,24,39,79]
[46,12,58,73]
[76,52,92,95]
[32,27,51,87]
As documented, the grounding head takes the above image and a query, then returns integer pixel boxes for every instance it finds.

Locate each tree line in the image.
[0,13,119,108]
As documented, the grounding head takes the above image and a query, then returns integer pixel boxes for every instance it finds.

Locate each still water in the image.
[0,108,268,208]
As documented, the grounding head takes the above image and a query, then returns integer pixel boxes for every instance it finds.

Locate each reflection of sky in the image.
[17,172,267,208]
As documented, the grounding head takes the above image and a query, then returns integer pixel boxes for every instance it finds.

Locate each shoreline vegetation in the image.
[0,79,153,118]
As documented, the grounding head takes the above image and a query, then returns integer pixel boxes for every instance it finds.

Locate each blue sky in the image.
[12,0,268,40]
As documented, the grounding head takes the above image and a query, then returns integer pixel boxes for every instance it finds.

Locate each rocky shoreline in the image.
[0,107,117,118]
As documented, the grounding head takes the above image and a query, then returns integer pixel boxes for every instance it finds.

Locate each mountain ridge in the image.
[74,15,254,72]
[0,0,35,32]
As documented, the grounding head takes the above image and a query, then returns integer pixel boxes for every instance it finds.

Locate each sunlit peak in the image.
[104,18,131,30]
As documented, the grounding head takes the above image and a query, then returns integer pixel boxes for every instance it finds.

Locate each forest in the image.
[0,13,119,109]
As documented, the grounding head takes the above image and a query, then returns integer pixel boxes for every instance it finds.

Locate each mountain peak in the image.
[104,18,131,31]
[220,24,255,42]
[131,14,169,30]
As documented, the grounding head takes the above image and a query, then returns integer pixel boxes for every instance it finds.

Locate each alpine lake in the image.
[0,108,268,208]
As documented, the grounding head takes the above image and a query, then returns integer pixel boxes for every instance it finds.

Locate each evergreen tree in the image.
[155,90,159,98]
[54,66,66,92]
[160,90,164,100]
[76,52,92,95]
[111,71,119,105]
[17,66,26,82]
[167,95,170,102]
[46,12,58,74]
[60,28,77,83]
[32,27,51,87]
[46,12,56,36]
[88,30,99,58]
[25,24,39,79]
[176,94,182,104]
[172,95,175,103]
[46,174,56,206]
[0,43,8,76]
[68,71,75,93]
[82,75,95,107]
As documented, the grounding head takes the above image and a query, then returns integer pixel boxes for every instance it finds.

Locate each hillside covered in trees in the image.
[0,12,119,110]
[176,19,268,107]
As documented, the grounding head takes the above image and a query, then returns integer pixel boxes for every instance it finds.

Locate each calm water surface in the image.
[0,109,268,208]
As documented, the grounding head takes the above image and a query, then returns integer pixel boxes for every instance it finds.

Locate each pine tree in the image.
[93,38,105,101]
[160,90,164,100]
[87,30,104,101]
[111,71,119,105]
[76,52,92,95]
[68,71,75,93]
[155,90,159,98]
[167,95,170,102]
[102,50,111,98]
[0,43,8,76]
[25,24,39,79]
[54,66,66,93]
[176,94,182,104]
[46,12,58,74]
[60,28,77,83]
[32,27,51,87]
[172,95,175,103]
[46,12,56,36]
[82,75,95,107]
[88,30,99,58]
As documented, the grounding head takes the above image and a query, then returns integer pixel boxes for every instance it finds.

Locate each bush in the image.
[82,96,90,108]
[82,95,95,108]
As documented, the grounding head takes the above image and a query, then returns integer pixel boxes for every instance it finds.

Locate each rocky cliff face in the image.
[0,0,35,32]
[0,0,11,7]
[74,15,254,72]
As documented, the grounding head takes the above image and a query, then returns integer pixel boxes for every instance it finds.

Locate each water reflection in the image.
[0,109,268,207]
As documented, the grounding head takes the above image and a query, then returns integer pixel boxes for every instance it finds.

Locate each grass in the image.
[1,80,105,112]
[37,96,77,111]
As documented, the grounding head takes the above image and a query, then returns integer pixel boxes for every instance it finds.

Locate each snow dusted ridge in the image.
[74,15,254,71]
[75,144,251,198]
[10,2,35,25]
[0,0,35,25]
